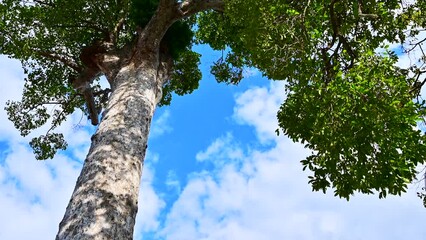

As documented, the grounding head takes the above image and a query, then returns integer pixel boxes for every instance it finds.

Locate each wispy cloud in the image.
[195,132,244,166]
[150,109,172,138]
[242,67,260,78]
[134,160,166,238]
[165,170,181,194]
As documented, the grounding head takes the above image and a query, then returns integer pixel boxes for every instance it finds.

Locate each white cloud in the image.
[134,162,166,238]
[0,56,26,142]
[0,144,81,240]
[242,67,260,78]
[195,132,244,166]
[160,83,426,240]
[150,109,172,138]
[233,81,285,143]
[165,170,181,194]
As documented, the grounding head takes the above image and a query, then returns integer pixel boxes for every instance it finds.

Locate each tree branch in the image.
[110,17,126,44]
[179,0,225,17]
[37,51,80,71]
[70,68,101,125]
[136,0,224,56]
[157,51,174,85]
[357,0,379,19]
[82,86,99,125]
[24,0,55,7]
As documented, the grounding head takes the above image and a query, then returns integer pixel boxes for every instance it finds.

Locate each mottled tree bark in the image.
[56,56,164,239]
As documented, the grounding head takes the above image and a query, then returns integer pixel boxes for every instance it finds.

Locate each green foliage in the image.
[30,133,68,160]
[129,0,158,27]
[198,0,426,201]
[211,51,244,84]
[162,20,194,59]
[160,50,202,106]
[418,189,426,208]
[4,60,83,160]
[196,11,248,84]
[278,51,426,199]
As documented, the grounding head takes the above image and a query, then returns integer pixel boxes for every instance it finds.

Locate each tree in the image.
[1,0,426,239]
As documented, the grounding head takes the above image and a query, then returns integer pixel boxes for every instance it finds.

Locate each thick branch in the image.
[179,0,225,17]
[82,86,99,125]
[30,0,55,7]
[155,51,174,104]
[110,17,126,44]
[359,13,378,19]
[157,51,174,85]
[70,68,100,125]
[135,3,178,60]
[137,0,224,50]
[71,39,119,125]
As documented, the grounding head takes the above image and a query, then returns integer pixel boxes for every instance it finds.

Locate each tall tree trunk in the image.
[56,56,163,239]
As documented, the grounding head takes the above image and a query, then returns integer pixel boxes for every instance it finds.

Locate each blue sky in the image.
[0,44,425,240]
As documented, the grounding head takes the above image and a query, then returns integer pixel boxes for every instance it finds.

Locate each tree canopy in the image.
[1,0,203,158]
[197,0,426,205]
[1,0,426,206]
